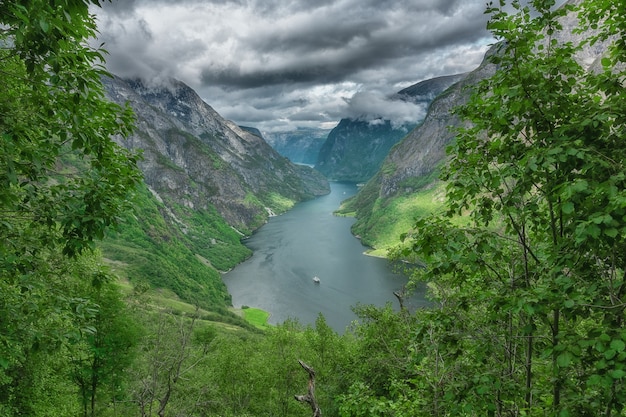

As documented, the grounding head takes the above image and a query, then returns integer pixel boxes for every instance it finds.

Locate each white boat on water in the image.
[312,276,320,283]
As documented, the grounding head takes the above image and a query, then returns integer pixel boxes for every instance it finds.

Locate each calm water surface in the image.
[223,182,429,332]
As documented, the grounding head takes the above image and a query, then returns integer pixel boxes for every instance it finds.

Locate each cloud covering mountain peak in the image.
[92,0,544,130]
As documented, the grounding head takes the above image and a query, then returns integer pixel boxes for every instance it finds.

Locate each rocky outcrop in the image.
[103,76,329,233]
[393,73,469,104]
[314,73,466,183]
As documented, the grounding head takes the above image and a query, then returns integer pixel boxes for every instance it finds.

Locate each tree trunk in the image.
[294,360,322,417]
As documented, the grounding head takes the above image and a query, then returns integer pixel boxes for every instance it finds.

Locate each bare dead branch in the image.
[294,360,322,417]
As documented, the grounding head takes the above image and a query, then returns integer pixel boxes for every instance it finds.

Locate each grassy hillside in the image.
[336,172,445,256]
[100,183,251,313]
[116,277,265,332]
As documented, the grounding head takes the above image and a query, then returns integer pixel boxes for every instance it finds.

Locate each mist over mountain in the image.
[314,73,466,183]
[261,127,331,166]
[344,0,615,250]
[372,0,611,201]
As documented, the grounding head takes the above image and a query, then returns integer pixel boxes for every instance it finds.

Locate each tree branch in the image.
[294,360,322,417]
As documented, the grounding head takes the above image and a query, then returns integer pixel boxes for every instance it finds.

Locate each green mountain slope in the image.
[315,74,466,183]
[100,76,330,311]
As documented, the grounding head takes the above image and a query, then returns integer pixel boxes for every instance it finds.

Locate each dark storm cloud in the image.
[200,65,337,90]
[92,0,511,130]
[191,0,489,91]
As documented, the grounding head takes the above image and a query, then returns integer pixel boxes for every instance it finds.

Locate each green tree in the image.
[264,320,309,417]
[1,1,141,415]
[337,304,421,417]
[388,0,626,415]
[305,314,351,416]
[0,0,141,257]
[130,311,203,417]
[70,269,142,417]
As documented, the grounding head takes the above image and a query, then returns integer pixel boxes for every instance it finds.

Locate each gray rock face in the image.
[379,48,497,197]
[315,73,466,183]
[393,74,469,104]
[316,118,411,183]
[103,76,329,232]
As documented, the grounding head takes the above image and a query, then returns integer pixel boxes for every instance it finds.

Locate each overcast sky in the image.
[92,1,547,132]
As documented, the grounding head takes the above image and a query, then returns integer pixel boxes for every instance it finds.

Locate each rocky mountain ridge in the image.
[345,0,614,250]
[314,73,466,183]
[103,76,329,233]
[379,49,498,198]
[98,75,330,308]
[376,0,610,200]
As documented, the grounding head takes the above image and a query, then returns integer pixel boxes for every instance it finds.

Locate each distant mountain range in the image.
[257,127,330,166]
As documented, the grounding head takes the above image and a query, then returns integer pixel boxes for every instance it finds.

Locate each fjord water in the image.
[223,182,429,332]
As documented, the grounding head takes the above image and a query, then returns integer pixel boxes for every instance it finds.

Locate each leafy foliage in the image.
[70,263,142,417]
[338,173,445,254]
[380,0,626,415]
[0,1,141,415]
[0,0,141,258]
[6,1,626,416]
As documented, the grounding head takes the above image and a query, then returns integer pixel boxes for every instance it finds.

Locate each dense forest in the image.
[1,0,626,416]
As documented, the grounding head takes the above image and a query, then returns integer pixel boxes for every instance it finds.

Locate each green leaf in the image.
[562,201,575,214]
[557,352,572,367]
[610,339,625,352]
[39,19,49,33]
[605,349,617,360]
[609,369,626,379]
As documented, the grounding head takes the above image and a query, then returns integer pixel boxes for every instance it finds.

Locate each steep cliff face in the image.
[379,50,498,198]
[103,76,329,233]
[98,76,329,310]
[338,54,497,248]
[315,73,466,183]
[315,119,410,183]
[373,0,611,201]
[392,73,469,104]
